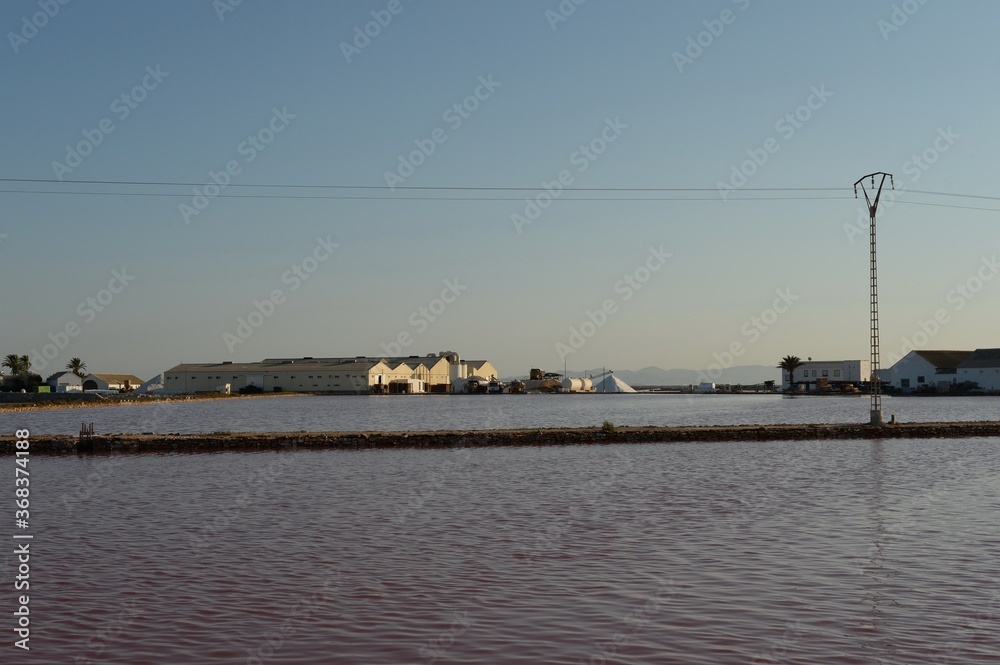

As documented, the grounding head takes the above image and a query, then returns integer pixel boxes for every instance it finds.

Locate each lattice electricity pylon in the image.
[854,172,893,426]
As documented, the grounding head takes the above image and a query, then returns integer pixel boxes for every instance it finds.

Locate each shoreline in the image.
[0,392,300,413]
[2,391,993,413]
[3,421,998,455]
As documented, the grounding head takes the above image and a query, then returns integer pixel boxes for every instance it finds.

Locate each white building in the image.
[464,360,498,379]
[957,348,1000,391]
[781,360,869,391]
[165,359,392,394]
[163,353,498,395]
[886,350,972,393]
[45,371,83,392]
[82,373,143,392]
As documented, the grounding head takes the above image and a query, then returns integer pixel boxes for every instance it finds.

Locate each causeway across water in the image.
[4,421,999,454]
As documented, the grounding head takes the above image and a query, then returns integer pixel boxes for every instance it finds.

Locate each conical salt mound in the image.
[592,373,636,393]
[134,373,166,394]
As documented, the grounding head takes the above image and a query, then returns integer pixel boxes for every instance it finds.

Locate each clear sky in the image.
[2,0,999,381]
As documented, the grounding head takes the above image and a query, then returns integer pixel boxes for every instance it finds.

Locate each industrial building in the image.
[82,373,143,392]
[45,371,83,392]
[44,371,143,392]
[781,360,869,392]
[163,352,498,395]
[956,348,1000,391]
[886,350,972,393]
[884,349,1000,393]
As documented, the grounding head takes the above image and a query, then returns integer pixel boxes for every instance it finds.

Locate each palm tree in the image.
[3,354,26,376]
[66,357,87,378]
[777,355,803,392]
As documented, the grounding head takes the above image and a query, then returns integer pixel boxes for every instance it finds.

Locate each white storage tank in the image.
[561,378,584,392]
[580,377,593,392]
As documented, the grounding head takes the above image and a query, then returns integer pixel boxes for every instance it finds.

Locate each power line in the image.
[0,189,854,202]
[0,177,998,211]
[0,177,844,192]
[909,189,1000,202]
[894,200,1000,213]
[2,178,998,201]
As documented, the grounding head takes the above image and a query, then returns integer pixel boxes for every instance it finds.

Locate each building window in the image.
[901,379,910,388]
[917,375,925,383]
[812,370,817,377]
[822,370,828,377]
[834,370,841,378]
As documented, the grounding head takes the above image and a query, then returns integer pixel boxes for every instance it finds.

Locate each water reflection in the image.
[859,440,900,663]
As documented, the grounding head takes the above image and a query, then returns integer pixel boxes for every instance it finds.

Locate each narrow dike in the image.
[2,422,999,455]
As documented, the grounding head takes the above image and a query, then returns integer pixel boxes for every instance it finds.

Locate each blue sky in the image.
[2,0,999,381]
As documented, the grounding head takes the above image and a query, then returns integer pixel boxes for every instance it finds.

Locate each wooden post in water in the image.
[78,422,95,453]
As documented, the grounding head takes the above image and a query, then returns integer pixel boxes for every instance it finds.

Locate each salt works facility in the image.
[163,352,498,395]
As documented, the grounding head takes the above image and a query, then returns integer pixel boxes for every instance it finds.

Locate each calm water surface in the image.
[3,394,999,435]
[8,437,1000,664]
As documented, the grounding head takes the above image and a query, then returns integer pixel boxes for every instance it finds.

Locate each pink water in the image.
[3,393,998,435]
[6,437,999,663]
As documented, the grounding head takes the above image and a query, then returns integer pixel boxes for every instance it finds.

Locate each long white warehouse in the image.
[163,353,498,395]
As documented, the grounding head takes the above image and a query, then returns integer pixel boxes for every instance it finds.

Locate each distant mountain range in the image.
[505,365,781,386]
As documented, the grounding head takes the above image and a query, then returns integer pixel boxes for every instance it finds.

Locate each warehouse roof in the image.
[913,350,973,371]
[166,360,384,374]
[87,373,144,385]
[958,348,1000,369]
